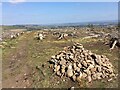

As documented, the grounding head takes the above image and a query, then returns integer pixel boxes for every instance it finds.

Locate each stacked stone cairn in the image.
[49,43,116,83]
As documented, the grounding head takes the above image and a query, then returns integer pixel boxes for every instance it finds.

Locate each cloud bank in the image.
[9,0,26,4]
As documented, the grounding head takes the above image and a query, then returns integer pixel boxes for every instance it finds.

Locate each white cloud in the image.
[9,0,26,4]
[2,0,119,2]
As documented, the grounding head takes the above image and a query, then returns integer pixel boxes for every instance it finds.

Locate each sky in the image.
[1,2,118,25]
[2,0,120,2]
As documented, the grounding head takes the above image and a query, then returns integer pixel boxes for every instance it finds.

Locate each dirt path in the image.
[2,31,77,88]
[2,31,36,88]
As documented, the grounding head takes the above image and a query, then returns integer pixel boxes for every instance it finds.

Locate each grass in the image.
[2,30,119,88]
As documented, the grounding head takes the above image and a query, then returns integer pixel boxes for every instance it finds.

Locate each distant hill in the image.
[2,20,118,28]
[52,20,118,26]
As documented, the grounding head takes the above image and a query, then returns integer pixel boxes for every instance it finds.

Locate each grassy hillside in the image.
[2,29,119,88]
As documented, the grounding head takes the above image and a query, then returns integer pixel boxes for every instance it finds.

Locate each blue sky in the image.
[2,2,118,25]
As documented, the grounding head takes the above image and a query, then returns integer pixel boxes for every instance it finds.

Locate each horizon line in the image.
[1,19,118,26]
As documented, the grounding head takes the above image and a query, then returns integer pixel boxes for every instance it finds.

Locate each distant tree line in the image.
[2,25,26,30]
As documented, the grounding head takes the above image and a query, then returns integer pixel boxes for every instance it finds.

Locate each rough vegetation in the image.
[1,26,119,88]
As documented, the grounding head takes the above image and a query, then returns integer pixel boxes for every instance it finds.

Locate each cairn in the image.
[49,43,116,83]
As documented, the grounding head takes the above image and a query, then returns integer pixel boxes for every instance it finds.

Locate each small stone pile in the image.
[49,43,116,83]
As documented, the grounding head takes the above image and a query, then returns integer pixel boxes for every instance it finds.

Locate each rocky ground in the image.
[1,29,119,88]
[49,43,117,84]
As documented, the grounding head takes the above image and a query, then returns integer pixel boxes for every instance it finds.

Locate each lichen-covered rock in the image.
[96,65,102,72]
[76,73,83,82]
[56,71,61,76]
[82,61,88,68]
[54,65,60,72]
[60,59,66,65]
[67,69,73,77]
[72,75,76,81]
[67,64,73,77]
[77,63,82,68]
[88,76,92,82]
[82,72,87,78]
[61,65,66,74]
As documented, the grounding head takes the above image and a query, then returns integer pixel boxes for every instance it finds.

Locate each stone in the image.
[82,61,88,68]
[87,55,93,60]
[105,68,113,74]
[101,55,106,58]
[76,73,83,82]
[88,76,92,82]
[66,54,70,60]
[54,65,60,72]
[60,59,66,65]
[77,63,82,68]
[101,73,105,78]
[101,58,106,63]
[82,72,87,78]
[70,87,75,90]
[67,64,73,77]
[67,69,73,77]
[76,67,80,72]
[56,71,61,76]
[88,64,94,70]
[51,55,56,59]
[83,52,88,56]
[81,54,85,58]
[91,73,97,80]
[69,54,74,60]
[96,55,101,61]
[72,75,76,81]
[94,58,101,65]
[56,55,60,60]
[84,69,91,75]
[90,68,96,74]
[96,66,102,72]
[108,78,113,82]
[109,73,115,77]
[107,63,113,68]
[77,45,84,49]
[91,54,97,59]
[73,63,77,70]
[96,72,102,80]
[61,66,66,74]
[70,48,76,54]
